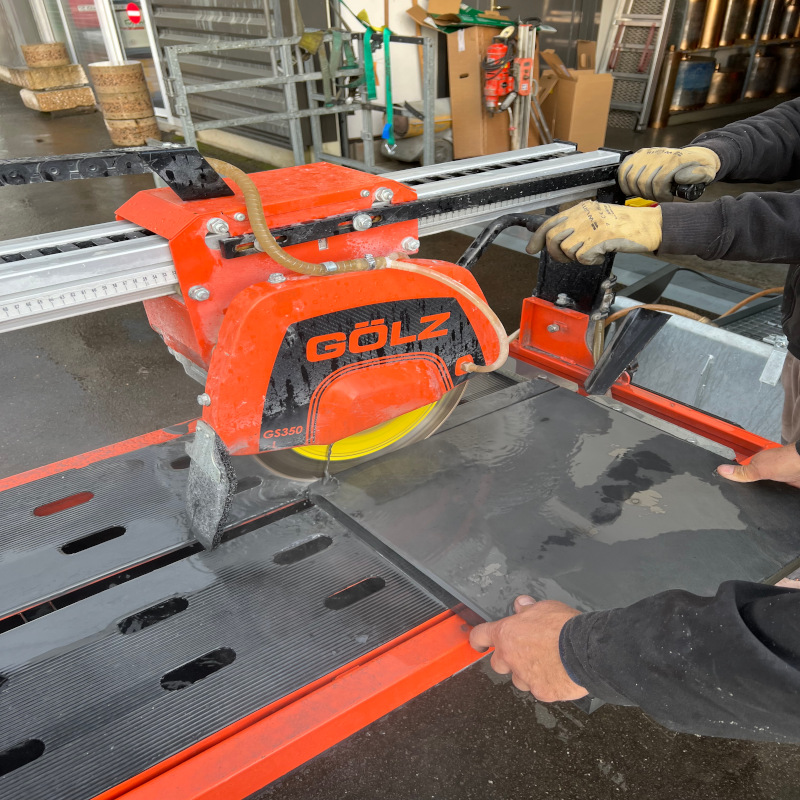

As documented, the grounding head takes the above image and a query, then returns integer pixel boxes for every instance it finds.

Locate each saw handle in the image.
[671,182,706,201]
[457,213,548,271]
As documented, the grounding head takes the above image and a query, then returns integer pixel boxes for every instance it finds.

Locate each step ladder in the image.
[599,0,676,130]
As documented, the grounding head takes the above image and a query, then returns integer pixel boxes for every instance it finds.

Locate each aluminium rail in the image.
[0,145,621,334]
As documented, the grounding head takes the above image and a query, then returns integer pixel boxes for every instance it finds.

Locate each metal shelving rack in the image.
[667,0,800,121]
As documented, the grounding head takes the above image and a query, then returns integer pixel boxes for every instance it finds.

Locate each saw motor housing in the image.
[117,162,500,458]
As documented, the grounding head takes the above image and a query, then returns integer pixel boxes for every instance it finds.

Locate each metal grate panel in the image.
[612,79,647,104]
[722,303,785,341]
[608,108,640,128]
[631,0,667,13]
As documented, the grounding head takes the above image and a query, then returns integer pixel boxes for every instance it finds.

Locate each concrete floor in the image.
[2,80,800,798]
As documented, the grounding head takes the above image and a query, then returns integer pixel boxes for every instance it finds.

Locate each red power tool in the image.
[483,26,535,115]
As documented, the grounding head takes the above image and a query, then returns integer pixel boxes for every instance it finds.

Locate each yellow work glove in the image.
[526,201,663,265]
[618,146,720,203]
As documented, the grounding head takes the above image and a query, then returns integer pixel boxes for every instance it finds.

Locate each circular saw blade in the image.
[257,383,467,481]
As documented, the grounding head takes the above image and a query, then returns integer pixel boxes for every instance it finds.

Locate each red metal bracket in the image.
[512,296,777,460]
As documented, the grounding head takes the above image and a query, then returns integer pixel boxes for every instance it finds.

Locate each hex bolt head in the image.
[555,293,571,307]
[546,323,560,333]
[360,189,371,198]
[188,285,210,302]
[233,212,246,222]
[206,217,229,236]
[268,272,286,284]
[374,187,394,203]
[197,393,212,406]
[401,237,420,252]
[352,212,373,232]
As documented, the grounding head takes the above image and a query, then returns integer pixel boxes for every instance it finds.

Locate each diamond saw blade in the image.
[257,383,467,481]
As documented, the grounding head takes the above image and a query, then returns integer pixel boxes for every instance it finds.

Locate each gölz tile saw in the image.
[2,143,800,800]
[0,141,623,550]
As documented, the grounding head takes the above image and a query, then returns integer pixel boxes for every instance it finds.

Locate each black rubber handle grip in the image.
[672,182,706,201]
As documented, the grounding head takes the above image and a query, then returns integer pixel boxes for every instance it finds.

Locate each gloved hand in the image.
[718,443,800,489]
[526,201,662,265]
[618,146,721,203]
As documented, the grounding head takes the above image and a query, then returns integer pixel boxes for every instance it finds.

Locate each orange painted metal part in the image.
[117,163,499,457]
[96,611,480,800]
[118,163,419,367]
[0,423,193,493]
[204,261,499,455]
[512,296,778,460]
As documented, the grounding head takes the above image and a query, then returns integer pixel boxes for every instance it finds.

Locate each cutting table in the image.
[0,143,798,800]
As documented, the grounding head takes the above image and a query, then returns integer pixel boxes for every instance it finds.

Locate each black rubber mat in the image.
[0,435,308,619]
[0,501,443,800]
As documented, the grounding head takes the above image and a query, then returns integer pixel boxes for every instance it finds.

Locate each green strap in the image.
[383,27,394,148]
[363,31,377,101]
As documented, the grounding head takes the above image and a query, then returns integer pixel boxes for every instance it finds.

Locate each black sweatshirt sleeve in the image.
[559,581,800,742]
[659,191,800,264]
[691,97,800,183]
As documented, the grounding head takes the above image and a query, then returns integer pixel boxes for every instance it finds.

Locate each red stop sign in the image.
[126,2,141,24]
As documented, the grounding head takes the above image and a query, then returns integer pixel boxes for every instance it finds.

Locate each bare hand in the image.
[717,444,800,489]
[469,596,588,702]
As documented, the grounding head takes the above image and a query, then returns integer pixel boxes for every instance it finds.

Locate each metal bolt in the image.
[555,293,571,307]
[197,393,211,406]
[268,273,286,284]
[188,285,210,302]
[401,236,420,252]
[547,324,560,333]
[360,189,371,198]
[233,212,246,222]
[352,212,373,232]
[374,186,394,203]
[206,217,229,236]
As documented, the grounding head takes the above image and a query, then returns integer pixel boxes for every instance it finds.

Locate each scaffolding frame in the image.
[164,31,437,170]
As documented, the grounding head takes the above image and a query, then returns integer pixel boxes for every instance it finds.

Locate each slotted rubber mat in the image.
[0,501,443,799]
[0,433,308,619]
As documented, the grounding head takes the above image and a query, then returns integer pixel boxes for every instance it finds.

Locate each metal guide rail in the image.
[0,144,621,333]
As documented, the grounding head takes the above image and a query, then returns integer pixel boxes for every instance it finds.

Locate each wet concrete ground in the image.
[1,80,799,797]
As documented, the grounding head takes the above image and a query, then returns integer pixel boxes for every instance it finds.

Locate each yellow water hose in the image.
[717,286,784,319]
[381,259,518,373]
[206,157,387,276]
[207,158,516,374]
[604,303,711,327]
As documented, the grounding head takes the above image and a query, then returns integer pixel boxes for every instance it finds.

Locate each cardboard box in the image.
[575,40,597,71]
[447,26,510,158]
[539,68,613,152]
[427,0,460,15]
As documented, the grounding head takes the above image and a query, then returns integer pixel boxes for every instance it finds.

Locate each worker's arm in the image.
[618,98,800,201]
[659,189,800,264]
[561,581,800,742]
[691,97,800,184]
[527,193,800,266]
[472,583,800,743]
